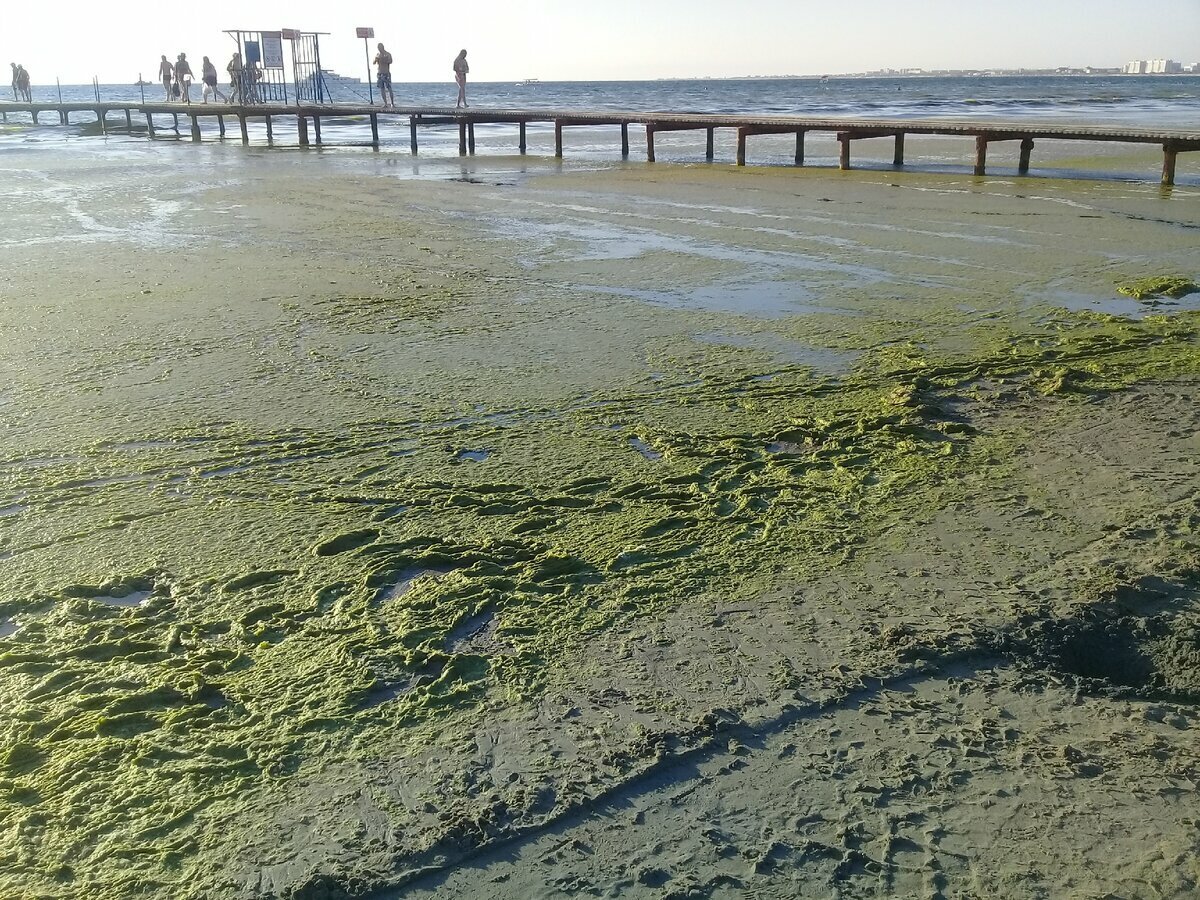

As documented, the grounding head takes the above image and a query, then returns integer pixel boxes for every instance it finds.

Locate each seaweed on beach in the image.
[1117,275,1199,301]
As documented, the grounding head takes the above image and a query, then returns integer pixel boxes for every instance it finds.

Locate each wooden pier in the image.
[2,101,1198,185]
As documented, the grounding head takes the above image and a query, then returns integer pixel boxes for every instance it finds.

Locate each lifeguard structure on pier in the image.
[223,29,331,105]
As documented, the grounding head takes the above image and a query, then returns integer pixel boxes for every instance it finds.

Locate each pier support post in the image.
[621,123,629,158]
[369,112,379,148]
[60,110,67,126]
[646,125,656,163]
[265,115,274,145]
[32,110,39,125]
[706,127,715,162]
[172,113,179,133]
[554,119,563,158]
[313,116,322,145]
[125,108,132,129]
[1019,138,1034,174]
[838,133,851,170]
[468,122,476,155]
[190,115,200,142]
[239,114,249,145]
[736,127,748,167]
[146,112,155,136]
[97,109,107,136]
[519,120,527,154]
[298,116,310,147]
[1162,142,1178,187]
[795,130,806,166]
[217,115,225,138]
[410,116,418,155]
[893,132,905,166]
[459,120,468,156]
[974,136,988,176]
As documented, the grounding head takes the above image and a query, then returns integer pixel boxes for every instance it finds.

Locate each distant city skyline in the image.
[2,0,1198,84]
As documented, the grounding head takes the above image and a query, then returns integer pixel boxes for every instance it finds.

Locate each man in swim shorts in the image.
[374,43,395,107]
[159,55,174,101]
[174,53,193,104]
[201,56,226,104]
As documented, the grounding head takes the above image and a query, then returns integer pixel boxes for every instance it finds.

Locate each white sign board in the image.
[262,32,285,69]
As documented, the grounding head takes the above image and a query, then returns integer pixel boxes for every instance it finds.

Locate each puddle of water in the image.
[629,437,663,461]
[0,504,28,517]
[382,567,455,602]
[0,620,17,638]
[1031,288,1200,320]
[93,590,153,608]
[698,331,860,373]
[454,450,491,463]
[767,441,811,455]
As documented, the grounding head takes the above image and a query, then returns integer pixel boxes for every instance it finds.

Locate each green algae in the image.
[3,305,1200,898]
[1117,276,1199,301]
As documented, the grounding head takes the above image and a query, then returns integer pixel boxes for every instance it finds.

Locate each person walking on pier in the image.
[453,49,469,108]
[174,53,193,104]
[10,63,19,102]
[374,43,395,108]
[14,64,31,102]
[227,53,243,104]
[158,55,174,101]
[201,56,225,104]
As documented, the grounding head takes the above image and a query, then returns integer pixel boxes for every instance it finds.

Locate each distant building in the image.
[1124,59,1184,74]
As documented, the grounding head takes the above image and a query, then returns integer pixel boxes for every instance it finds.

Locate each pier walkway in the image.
[2,101,1198,184]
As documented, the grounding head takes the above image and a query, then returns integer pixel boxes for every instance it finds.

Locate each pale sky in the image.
[4,0,1199,84]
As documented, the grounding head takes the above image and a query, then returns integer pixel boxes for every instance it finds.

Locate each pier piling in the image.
[974,136,989,176]
[838,133,851,170]
[369,112,379,148]
[190,116,200,142]
[312,117,322,145]
[706,128,715,162]
[1163,142,1179,186]
[554,120,563,158]
[893,133,905,166]
[298,116,310,147]
[239,115,249,145]
[646,125,656,163]
[218,115,225,138]
[622,123,630,158]
[459,121,468,156]
[410,116,419,154]
[266,115,274,145]
[468,122,476,155]
[795,130,806,167]
[1019,138,1034,174]
[520,121,527,155]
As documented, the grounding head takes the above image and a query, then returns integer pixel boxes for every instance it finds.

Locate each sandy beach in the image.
[0,139,1198,899]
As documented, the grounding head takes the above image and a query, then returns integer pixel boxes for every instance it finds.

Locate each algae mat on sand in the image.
[1,147,1199,899]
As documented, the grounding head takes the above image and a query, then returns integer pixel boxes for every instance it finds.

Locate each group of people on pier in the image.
[9,63,31,102]
[158,52,260,105]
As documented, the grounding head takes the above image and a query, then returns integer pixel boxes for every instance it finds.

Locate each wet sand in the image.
[0,142,1198,899]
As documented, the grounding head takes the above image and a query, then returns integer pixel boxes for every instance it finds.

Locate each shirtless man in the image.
[374,43,395,107]
[159,55,174,101]
[175,53,193,104]
[453,49,469,109]
[10,63,19,102]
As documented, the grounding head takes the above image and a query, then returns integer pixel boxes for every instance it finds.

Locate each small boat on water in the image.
[516,78,540,86]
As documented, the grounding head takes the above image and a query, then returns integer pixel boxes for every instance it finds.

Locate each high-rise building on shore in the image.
[1124,59,1184,74]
